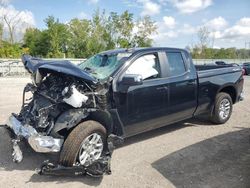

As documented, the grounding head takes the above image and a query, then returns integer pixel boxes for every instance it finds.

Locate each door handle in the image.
[187,81,195,85]
[156,86,168,90]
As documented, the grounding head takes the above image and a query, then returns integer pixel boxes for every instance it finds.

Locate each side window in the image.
[166,52,186,76]
[125,54,160,80]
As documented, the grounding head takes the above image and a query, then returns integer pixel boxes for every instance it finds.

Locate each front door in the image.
[115,52,169,137]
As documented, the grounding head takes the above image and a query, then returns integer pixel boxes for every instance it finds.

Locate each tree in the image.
[67,18,91,58]
[197,26,211,58]
[22,10,158,58]
[85,10,112,57]
[23,28,50,57]
[0,41,22,58]
[0,24,3,46]
[107,10,134,48]
[132,16,157,47]
[197,26,211,48]
[44,16,70,57]
[2,13,21,44]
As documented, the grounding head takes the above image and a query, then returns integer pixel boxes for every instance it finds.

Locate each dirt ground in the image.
[0,76,249,188]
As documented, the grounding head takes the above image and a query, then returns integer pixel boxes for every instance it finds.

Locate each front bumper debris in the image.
[28,135,64,153]
[239,92,244,101]
[4,115,124,177]
[6,114,37,138]
[37,134,124,177]
[12,139,23,163]
[6,115,63,155]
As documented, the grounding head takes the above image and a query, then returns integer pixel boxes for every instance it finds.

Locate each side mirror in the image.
[119,74,143,92]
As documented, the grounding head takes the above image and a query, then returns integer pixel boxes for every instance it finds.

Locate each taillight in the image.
[242,68,245,75]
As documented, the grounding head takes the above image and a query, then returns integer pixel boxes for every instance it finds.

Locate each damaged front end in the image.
[6,114,63,163]
[5,55,123,177]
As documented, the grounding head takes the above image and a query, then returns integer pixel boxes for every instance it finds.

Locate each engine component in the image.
[19,73,94,132]
[62,85,88,108]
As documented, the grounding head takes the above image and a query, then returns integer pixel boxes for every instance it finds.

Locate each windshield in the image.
[78,52,132,80]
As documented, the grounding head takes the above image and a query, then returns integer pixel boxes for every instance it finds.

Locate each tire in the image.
[210,92,233,124]
[59,120,107,167]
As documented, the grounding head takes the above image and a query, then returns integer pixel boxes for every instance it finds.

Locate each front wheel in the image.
[59,120,107,167]
[210,92,233,124]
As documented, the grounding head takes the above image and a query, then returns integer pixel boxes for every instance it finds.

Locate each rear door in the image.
[164,50,197,122]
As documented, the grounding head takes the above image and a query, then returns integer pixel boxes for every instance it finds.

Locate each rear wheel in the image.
[59,120,107,167]
[210,92,233,124]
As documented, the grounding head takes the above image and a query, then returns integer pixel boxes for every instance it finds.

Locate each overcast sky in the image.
[1,0,250,48]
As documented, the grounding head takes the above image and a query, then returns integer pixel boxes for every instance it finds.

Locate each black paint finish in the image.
[22,55,96,83]
[22,48,244,138]
[111,48,243,137]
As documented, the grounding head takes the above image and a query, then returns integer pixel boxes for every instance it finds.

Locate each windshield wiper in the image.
[83,66,97,74]
[83,67,92,72]
[83,67,99,80]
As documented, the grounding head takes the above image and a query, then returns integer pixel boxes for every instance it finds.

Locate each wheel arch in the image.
[87,109,125,136]
[86,110,113,135]
[52,108,125,138]
[218,85,237,104]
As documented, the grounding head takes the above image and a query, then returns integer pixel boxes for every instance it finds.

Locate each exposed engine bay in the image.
[19,73,108,136]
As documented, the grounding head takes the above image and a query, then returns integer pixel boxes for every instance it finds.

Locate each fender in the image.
[51,109,89,137]
[52,108,125,137]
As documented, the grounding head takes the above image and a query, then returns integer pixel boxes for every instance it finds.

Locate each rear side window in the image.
[166,52,186,76]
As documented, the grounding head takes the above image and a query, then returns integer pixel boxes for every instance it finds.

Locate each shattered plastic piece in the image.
[7,115,63,153]
[85,156,111,177]
[12,140,23,163]
[7,115,37,139]
[63,85,88,108]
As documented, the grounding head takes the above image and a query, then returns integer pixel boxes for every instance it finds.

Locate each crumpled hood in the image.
[21,55,97,84]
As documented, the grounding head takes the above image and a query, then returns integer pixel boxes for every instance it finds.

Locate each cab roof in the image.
[100,47,189,55]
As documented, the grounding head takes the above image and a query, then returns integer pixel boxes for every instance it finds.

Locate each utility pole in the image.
[245,41,250,49]
[244,42,250,60]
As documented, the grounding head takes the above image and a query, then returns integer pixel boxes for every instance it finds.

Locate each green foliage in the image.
[23,28,50,57]
[0,41,22,58]
[1,10,157,58]
[0,24,3,41]
[21,10,157,58]
[191,47,250,59]
[67,18,91,58]
[133,16,157,47]
[107,10,134,48]
[0,24,3,47]
[85,10,113,57]
[3,9,250,59]
[44,16,70,58]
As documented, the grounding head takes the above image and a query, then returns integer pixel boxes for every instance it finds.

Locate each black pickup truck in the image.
[5,47,244,176]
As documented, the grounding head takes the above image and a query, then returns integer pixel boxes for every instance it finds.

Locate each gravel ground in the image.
[0,76,249,188]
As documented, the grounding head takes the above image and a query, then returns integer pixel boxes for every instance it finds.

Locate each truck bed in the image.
[195,64,242,78]
[195,64,236,71]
